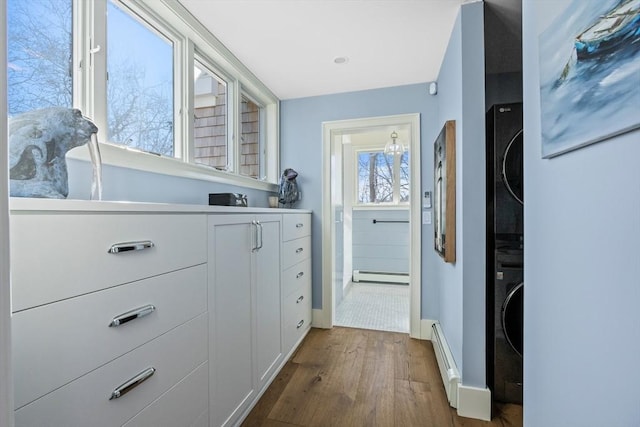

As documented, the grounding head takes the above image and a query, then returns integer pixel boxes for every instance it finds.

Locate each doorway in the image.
[320,114,422,338]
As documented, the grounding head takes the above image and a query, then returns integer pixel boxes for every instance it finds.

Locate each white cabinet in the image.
[15,315,208,427]
[13,265,207,409]
[11,212,206,311]
[208,214,281,427]
[10,206,208,427]
[255,217,284,386]
[10,201,311,427]
[281,214,312,356]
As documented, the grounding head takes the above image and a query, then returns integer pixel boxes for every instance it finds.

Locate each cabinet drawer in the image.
[282,236,311,270]
[282,214,310,241]
[282,258,311,298]
[15,314,208,427]
[283,285,312,353]
[13,265,207,409]
[11,213,207,311]
[122,362,208,427]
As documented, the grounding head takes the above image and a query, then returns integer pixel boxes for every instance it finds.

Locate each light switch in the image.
[423,191,432,208]
[422,211,432,225]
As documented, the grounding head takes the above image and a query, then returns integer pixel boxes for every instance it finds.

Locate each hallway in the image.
[242,327,523,426]
[335,282,409,333]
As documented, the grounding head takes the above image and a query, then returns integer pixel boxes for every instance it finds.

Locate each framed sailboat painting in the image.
[536,0,640,158]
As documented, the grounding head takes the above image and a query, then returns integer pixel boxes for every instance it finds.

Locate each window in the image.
[240,94,264,179]
[193,60,229,170]
[7,0,73,115]
[6,0,279,191]
[356,150,409,205]
[107,0,174,156]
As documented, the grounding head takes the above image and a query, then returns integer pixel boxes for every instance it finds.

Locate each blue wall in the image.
[523,1,640,425]
[66,158,274,207]
[280,83,438,312]
[280,3,489,391]
[426,1,487,388]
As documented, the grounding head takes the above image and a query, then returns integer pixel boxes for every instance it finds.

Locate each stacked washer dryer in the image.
[486,103,523,405]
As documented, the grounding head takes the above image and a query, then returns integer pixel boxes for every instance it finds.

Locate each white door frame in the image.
[319,113,422,338]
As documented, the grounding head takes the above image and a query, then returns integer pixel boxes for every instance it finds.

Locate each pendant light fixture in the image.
[384,131,405,155]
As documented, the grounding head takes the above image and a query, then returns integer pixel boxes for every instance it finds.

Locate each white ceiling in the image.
[178,0,466,100]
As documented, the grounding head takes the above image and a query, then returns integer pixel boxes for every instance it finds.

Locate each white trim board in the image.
[352,270,409,284]
[421,319,438,340]
[312,308,330,329]
[320,114,422,338]
[424,320,492,422]
[457,385,492,421]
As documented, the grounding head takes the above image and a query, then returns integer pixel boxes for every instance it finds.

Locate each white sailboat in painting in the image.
[537,0,640,157]
[575,0,640,60]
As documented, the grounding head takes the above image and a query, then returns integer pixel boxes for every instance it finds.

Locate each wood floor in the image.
[242,327,522,427]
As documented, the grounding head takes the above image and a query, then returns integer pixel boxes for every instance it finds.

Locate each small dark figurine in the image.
[278,168,299,208]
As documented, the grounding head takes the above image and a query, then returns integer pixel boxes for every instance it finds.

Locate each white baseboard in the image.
[312,308,330,329]
[456,385,492,421]
[352,269,410,284]
[421,319,437,340]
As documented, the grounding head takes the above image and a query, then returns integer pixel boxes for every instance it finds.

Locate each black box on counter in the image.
[209,193,248,207]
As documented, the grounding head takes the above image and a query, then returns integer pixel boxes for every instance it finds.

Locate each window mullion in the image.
[174,37,191,161]
[393,152,401,204]
[265,102,279,183]
[73,0,86,112]
[89,0,108,137]
[75,0,107,126]
[230,80,241,173]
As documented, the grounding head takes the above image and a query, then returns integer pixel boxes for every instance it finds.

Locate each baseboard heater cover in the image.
[352,270,409,284]
[431,322,460,408]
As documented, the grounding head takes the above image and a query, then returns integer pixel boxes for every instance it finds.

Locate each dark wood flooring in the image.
[242,327,522,427]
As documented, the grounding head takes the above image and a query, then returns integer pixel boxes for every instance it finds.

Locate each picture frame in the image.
[536,0,640,158]
[434,120,456,263]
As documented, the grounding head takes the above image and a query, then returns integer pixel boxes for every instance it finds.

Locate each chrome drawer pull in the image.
[109,367,155,400]
[108,240,154,254]
[295,223,304,228]
[296,320,304,329]
[295,248,304,254]
[296,272,304,279]
[256,221,264,251]
[109,304,156,327]
[296,295,304,303]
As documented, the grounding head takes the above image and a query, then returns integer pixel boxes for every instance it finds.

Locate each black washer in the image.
[501,129,523,205]
[501,281,524,357]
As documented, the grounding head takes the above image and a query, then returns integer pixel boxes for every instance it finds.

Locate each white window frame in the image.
[239,89,267,180]
[66,0,279,192]
[192,52,235,172]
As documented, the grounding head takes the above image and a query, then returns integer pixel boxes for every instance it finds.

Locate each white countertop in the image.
[10,198,311,214]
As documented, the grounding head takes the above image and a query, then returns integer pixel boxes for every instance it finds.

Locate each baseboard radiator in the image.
[352,270,409,284]
[431,322,460,408]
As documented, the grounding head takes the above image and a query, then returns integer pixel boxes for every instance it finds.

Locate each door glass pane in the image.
[107,1,174,156]
[240,95,262,179]
[193,61,228,170]
[400,151,410,202]
[357,151,394,203]
[7,0,73,115]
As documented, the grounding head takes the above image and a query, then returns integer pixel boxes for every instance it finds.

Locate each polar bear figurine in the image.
[9,107,98,198]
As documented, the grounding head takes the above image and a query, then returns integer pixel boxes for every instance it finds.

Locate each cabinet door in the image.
[255,215,282,386]
[208,216,254,427]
